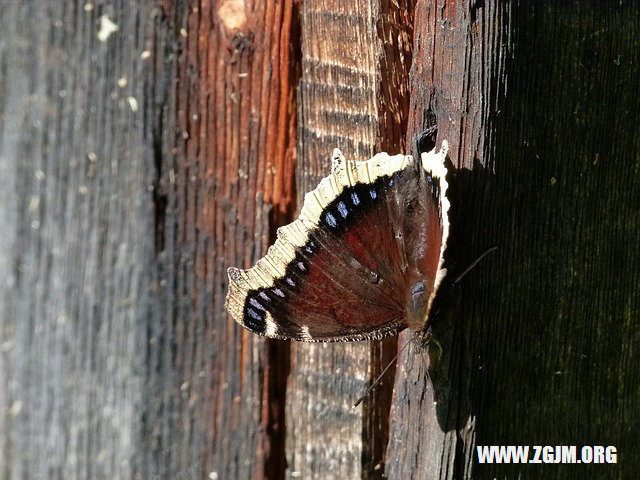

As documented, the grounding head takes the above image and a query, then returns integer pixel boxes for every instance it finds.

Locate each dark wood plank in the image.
[468,4,640,479]
[387,2,639,479]
[386,2,511,478]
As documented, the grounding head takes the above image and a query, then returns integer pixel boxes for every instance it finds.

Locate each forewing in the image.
[225,153,416,341]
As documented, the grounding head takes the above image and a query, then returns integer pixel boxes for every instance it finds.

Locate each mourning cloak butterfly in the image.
[226,142,450,341]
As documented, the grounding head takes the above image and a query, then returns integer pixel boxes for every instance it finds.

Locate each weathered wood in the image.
[2,1,638,479]
[386,2,512,478]
[0,2,157,478]
[0,0,298,478]
[153,1,298,478]
[388,2,640,479]
[289,0,379,476]
[287,1,412,479]
[468,4,639,478]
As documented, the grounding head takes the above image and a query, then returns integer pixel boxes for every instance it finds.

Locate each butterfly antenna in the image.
[353,339,412,408]
[453,246,497,285]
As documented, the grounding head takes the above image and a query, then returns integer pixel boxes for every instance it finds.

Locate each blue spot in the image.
[273,288,285,298]
[305,240,316,254]
[248,308,262,321]
[337,201,348,218]
[351,192,360,205]
[297,261,306,272]
[249,297,265,311]
[389,178,394,186]
[325,212,337,228]
[259,291,270,302]
[286,277,296,287]
[369,188,377,200]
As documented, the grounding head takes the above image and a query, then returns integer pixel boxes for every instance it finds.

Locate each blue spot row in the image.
[242,247,314,336]
[320,180,389,232]
[241,171,408,336]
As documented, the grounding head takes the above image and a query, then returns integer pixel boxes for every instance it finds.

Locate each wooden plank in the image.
[466,4,640,478]
[151,1,298,478]
[387,2,639,479]
[0,0,299,478]
[386,3,511,477]
[287,1,413,479]
[0,2,156,478]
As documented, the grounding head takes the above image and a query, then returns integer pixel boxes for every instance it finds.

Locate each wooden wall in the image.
[1,1,637,479]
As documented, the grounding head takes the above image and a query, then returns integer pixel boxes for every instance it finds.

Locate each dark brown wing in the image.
[225,146,449,342]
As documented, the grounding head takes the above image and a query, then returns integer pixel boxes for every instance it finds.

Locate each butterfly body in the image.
[226,143,449,341]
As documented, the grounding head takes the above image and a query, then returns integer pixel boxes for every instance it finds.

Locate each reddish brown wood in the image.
[153,0,298,477]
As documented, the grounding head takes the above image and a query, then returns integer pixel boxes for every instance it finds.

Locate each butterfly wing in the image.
[225,146,449,341]
[401,145,450,329]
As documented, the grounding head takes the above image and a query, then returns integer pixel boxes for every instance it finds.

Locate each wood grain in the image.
[156,1,298,478]
[386,2,512,477]
[0,0,298,478]
[466,4,640,479]
[1,1,638,479]
[0,2,157,478]
[388,2,640,479]
[288,1,412,479]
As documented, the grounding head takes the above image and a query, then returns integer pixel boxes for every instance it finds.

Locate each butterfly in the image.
[225,142,449,341]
